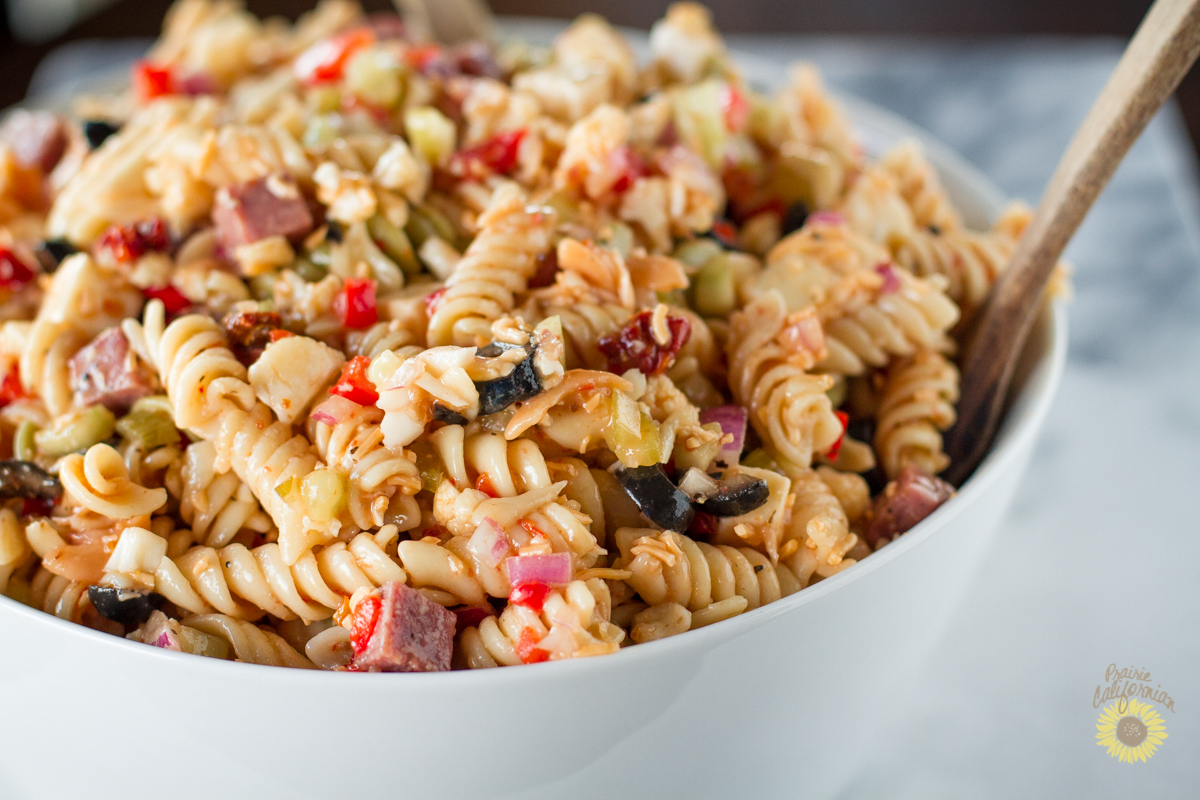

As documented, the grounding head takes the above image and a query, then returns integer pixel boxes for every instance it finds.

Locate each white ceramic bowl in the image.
[0,52,1066,800]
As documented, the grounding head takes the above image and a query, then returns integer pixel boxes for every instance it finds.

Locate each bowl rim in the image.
[0,48,1069,685]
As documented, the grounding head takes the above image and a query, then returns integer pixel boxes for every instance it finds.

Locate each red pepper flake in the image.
[141,284,191,315]
[21,497,53,517]
[404,43,446,72]
[423,286,448,318]
[475,473,499,498]
[509,582,551,613]
[518,519,547,539]
[516,626,549,664]
[349,594,383,656]
[825,410,850,461]
[0,365,25,408]
[294,28,376,85]
[596,309,692,376]
[450,129,526,178]
[527,249,559,289]
[268,328,295,342]
[0,248,36,291]
[720,84,749,133]
[330,355,379,406]
[688,510,718,539]
[709,219,740,249]
[335,277,377,330]
[132,61,175,101]
[453,604,495,635]
[609,145,649,194]
[97,217,170,265]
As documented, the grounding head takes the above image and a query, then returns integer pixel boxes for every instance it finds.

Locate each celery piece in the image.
[35,406,116,457]
[13,421,37,462]
[673,79,728,170]
[274,476,295,500]
[344,47,403,109]
[292,257,327,283]
[405,205,457,250]
[411,442,445,494]
[825,376,847,410]
[740,448,775,470]
[303,113,342,149]
[603,222,635,259]
[403,106,456,167]
[307,86,343,115]
[301,468,346,524]
[367,214,420,277]
[116,407,180,452]
[248,271,278,300]
[176,626,232,660]
[672,238,723,271]
[689,252,737,317]
[308,242,333,267]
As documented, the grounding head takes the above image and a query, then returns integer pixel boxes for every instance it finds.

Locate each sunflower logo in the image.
[1096,699,1168,762]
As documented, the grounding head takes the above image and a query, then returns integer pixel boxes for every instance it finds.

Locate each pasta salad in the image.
[0,0,1040,671]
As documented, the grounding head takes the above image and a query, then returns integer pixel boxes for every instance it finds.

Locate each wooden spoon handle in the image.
[943,0,1200,486]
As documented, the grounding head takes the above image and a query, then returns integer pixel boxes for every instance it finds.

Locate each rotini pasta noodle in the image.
[1,0,996,670]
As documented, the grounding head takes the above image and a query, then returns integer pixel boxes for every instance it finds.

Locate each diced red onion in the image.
[311,394,362,426]
[808,210,845,226]
[176,72,217,96]
[875,263,901,293]
[468,517,509,569]
[506,552,571,587]
[700,405,748,457]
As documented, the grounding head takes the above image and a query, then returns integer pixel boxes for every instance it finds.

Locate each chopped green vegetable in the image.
[605,394,661,468]
[825,376,847,410]
[275,476,295,500]
[301,468,346,524]
[116,405,180,451]
[307,86,342,115]
[740,448,775,470]
[672,238,723,271]
[404,106,456,167]
[673,79,728,170]
[291,257,327,283]
[603,222,635,259]
[344,46,403,108]
[367,214,420,277]
[405,205,457,250]
[411,442,445,493]
[302,113,342,148]
[249,271,278,300]
[13,421,37,462]
[176,626,232,660]
[35,406,116,457]
[689,251,737,317]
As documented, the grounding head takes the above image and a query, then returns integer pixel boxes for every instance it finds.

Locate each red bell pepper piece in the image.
[330,355,379,406]
[133,61,175,101]
[0,249,36,291]
[335,277,378,330]
[294,28,376,85]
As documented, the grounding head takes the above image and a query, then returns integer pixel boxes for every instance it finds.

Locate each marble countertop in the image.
[26,29,1200,798]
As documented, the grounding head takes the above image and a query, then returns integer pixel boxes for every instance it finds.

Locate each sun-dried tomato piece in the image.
[97,217,170,264]
[223,310,284,366]
[596,309,691,376]
[0,248,36,291]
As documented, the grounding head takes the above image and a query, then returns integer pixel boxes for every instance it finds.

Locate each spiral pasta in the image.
[874,350,960,479]
[879,140,963,234]
[183,613,316,668]
[727,293,842,468]
[139,303,335,563]
[616,528,802,630]
[426,184,555,347]
[167,440,272,548]
[782,467,858,581]
[146,531,404,623]
[60,443,168,519]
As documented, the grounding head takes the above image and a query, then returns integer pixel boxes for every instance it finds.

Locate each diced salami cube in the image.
[0,110,66,173]
[354,582,455,673]
[212,175,313,249]
[68,328,159,414]
[865,465,955,546]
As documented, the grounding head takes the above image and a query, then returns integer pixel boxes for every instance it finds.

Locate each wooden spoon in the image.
[942,0,1200,486]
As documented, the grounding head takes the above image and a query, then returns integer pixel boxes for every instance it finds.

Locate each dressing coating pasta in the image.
[0,0,1048,671]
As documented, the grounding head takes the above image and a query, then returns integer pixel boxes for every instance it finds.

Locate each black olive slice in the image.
[0,461,62,502]
[432,404,468,425]
[34,238,77,273]
[82,120,120,149]
[476,341,524,359]
[781,202,810,235]
[615,464,695,533]
[474,348,541,416]
[87,586,166,625]
[325,220,345,243]
[696,472,770,517]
